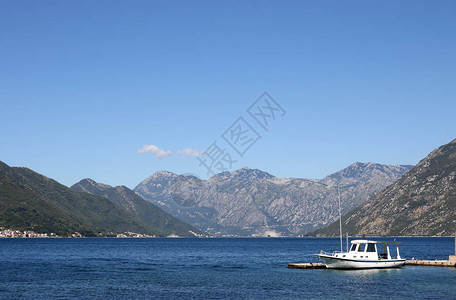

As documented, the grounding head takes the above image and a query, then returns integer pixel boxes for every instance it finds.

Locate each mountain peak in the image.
[320,162,413,187]
[210,167,274,181]
[135,171,179,187]
[146,170,178,180]
[78,178,97,185]
[71,178,112,194]
[233,167,274,179]
[350,162,379,168]
[152,170,178,177]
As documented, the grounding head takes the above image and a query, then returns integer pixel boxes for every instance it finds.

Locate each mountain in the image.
[314,139,456,236]
[0,162,93,235]
[71,179,201,237]
[0,161,161,236]
[134,163,412,237]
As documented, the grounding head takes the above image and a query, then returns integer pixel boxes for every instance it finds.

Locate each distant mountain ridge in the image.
[314,139,456,236]
[134,162,412,236]
[71,179,201,237]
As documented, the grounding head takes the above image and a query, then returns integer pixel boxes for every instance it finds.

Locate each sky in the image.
[1,1,455,189]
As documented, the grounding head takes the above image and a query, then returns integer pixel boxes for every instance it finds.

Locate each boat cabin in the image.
[333,240,401,261]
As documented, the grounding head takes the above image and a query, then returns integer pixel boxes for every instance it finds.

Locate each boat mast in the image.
[346,233,349,253]
[338,186,343,253]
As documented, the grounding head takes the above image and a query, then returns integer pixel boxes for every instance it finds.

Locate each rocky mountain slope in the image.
[134,163,412,236]
[0,161,159,236]
[315,139,456,236]
[71,179,201,237]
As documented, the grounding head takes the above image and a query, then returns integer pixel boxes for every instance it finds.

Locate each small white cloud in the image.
[176,148,202,157]
[137,145,172,158]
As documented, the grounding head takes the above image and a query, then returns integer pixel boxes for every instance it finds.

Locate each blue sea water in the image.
[0,237,455,299]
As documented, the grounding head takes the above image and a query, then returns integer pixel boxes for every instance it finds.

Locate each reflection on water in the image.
[327,267,402,276]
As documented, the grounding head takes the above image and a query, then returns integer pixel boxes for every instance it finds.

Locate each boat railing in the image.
[319,250,342,256]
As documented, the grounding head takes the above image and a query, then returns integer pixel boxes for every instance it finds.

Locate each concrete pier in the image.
[289,259,456,269]
[405,259,456,267]
[288,263,326,269]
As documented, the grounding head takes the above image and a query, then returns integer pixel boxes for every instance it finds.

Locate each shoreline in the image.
[1,235,454,239]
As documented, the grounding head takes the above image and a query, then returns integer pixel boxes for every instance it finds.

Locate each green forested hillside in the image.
[0,161,160,236]
[71,178,201,237]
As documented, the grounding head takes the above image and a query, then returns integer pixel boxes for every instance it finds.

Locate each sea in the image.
[0,237,455,299]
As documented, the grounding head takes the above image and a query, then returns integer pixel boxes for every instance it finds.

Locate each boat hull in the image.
[316,254,405,269]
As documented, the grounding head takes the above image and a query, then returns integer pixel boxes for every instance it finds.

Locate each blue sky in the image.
[1,1,455,188]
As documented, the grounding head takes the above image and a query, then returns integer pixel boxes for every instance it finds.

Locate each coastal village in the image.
[0,227,156,238]
[0,227,51,238]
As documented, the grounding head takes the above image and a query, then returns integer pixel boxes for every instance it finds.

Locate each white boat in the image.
[315,239,406,269]
[313,186,405,269]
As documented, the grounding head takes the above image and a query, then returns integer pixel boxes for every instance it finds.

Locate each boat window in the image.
[358,244,365,251]
[367,243,376,252]
[350,244,357,251]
